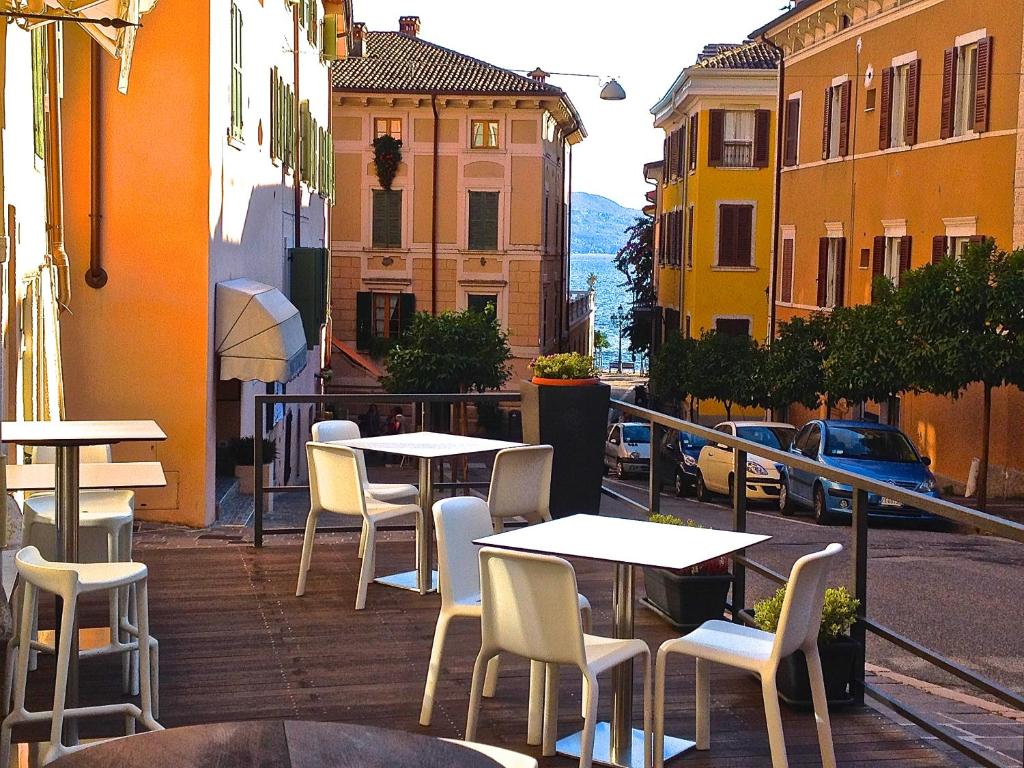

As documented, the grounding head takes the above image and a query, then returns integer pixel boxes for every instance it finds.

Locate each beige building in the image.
[329,17,589,383]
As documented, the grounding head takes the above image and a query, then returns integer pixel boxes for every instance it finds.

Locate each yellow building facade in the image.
[651,43,780,347]
[755,0,1024,495]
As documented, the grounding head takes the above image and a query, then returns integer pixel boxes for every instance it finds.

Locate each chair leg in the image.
[419,612,452,726]
[654,646,668,768]
[804,647,836,768]
[527,660,545,745]
[542,663,560,757]
[642,651,653,768]
[580,671,599,768]
[149,636,161,721]
[134,580,162,732]
[355,523,376,610]
[44,595,78,764]
[482,654,501,698]
[1,583,36,768]
[358,519,368,559]
[579,603,593,718]
[295,507,320,597]
[760,676,789,768]
[695,657,710,751]
[465,650,493,741]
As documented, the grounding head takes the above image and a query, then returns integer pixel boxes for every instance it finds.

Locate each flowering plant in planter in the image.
[530,352,599,384]
[648,514,730,575]
[372,135,403,190]
[754,584,859,643]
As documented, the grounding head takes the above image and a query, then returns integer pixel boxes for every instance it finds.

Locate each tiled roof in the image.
[331,31,565,96]
[692,41,780,70]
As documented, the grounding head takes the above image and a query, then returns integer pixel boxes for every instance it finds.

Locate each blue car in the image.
[779,420,941,524]
[658,429,713,496]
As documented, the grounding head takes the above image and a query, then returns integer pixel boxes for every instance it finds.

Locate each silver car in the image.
[604,422,651,479]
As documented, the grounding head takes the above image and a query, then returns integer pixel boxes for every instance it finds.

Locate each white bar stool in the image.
[0,547,161,766]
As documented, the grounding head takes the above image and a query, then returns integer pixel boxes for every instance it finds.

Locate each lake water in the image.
[570,253,644,370]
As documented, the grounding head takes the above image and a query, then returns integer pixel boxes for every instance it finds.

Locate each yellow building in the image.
[650,42,780,348]
[754,0,1024,495]
[328,18,589,385]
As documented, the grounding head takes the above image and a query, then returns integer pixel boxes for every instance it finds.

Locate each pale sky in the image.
[355,1,781,209]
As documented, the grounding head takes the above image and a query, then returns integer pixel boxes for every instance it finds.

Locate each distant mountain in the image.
[571,192,643,255]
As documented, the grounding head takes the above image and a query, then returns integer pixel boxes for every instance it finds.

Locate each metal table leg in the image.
[374,455,438,594]
[557,563,694,767]
[54,444,80,746]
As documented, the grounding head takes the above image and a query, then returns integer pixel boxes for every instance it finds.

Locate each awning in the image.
[215,279,307,383]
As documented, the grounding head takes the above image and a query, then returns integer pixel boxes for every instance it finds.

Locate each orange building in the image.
[754,0,1024,495]
[328,17,590,385]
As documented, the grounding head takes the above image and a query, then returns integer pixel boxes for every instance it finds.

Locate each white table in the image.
[1,420,166,745]
[339,431,523,594]
[476,514,771,768]
[6,462,167,493]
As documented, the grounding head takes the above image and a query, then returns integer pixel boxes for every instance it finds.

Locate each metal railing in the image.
[721,141,754,167]
[610,399,1024,768]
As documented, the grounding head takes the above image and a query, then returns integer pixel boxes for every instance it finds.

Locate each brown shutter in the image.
[974,36,993,133]
[879,67,893,150]
[817,237,829,307]
[676,210,684,264]
[662,137,669,183]
[838,80,852,156]
[899,235,913,274]
[822,87,832,159]
[719,206,736,266]
[754,109,771,167]
[969,234,988,245]
[940,48,957,140]
[686,205,694,265]
[688,112,698,170]
[783,99,800,167]
[737,205,753,265]
[835,237,846,308]
[780,238,794,303]
[677,125,686,176]
[905,59,921,145]
[872,235,886,276]
[708,110,724,167]
[932,235,947,264]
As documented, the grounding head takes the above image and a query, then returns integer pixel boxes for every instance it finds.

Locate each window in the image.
[795,424,821,457]
[943,36,992,138]
[780,236,795,303]
[471,120,499,148]
[467,294,498,314]
[355,292,415,349]
[31,28,46,160]
[873,234,911,288]
[468,191,499,250]
[373,293,402,338]
[822,80,851,159]
[717,204,753,267]
[715,318,751,337]
[708,110,770,168]
[932,233,986,263]
[889,65,908,147]
[817,237,846,308]
[880,58,920,149]
[783,98,800,167]
[954,43,979,136]
[374,117,402,142]
[372,190,403,249]
[884,237,901,282]
[230,2,243,141]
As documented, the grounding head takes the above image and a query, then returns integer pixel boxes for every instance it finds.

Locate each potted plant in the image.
[754,584,861,708]
[520,353,609,518]
[642,514,732,630]
[372,135,402,190]
[231,436,279,496]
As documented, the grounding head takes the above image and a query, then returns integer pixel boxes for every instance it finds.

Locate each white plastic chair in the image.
[486,445,553,532]
[296,442,420,609]
[467,547,652,768]
[441,738,539,768]
[653,543,843,768]
[0,546,161,766]
[419,497,592,728]
[311,420,418,503]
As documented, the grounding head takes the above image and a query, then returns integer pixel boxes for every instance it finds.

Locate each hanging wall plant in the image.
[372,135,403,190]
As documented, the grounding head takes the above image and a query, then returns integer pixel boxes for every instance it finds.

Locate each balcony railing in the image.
[721,141,753,168]
[251,391,1024,768]
[568,290,593,327]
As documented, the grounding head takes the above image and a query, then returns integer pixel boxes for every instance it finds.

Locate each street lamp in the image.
[610,304,625,372]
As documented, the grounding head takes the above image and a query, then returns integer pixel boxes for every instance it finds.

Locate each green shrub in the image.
[753,584,859,644]
[648,513,729,576]
[531,352,598,380]
[231,436,279,465]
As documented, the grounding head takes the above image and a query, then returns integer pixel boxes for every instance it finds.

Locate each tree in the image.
[650,334,701,417]
[593,329,611,369]
[613,216,655,357]
[691,330,763,420]
[762,314,830,415]
[381,306,513,394]
[896,242,1024,509]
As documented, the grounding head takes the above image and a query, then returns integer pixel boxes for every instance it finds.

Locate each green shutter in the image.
[372,190,387,247]
[230,3,243,139]
[373,190,402,248]
[31,29,46,160]
[398,293,416,334]
[322,13,338,60]
[269,68,278,159]
[356,292,372,351]
[288,247,328,348]
[468,191,499,250]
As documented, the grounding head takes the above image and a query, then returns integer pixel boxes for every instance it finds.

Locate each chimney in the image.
[528,67,549,84]
[351,22,366,57]
[399,15,420,37]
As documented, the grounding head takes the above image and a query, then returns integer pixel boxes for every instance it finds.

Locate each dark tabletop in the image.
[49,721,503,768]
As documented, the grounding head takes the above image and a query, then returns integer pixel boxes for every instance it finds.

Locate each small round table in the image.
[49,721,504,768]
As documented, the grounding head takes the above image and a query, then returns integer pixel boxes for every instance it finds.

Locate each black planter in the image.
[642,569,732,631]
[520,380,610,518]
[775,637,859,708]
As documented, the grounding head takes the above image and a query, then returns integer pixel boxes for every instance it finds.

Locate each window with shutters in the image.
[942,35,992,139]
[715,318,751,337]
[783,98,800,167]
[883,236,912,285]
[954,43,979,136]
[372,190,403,249]
[373,293,403,339]
[468,191,499,250]
[722,111,754,167]
[471,120,499,149]
[825,238,844,308]
[716,204,754,267]
[467,294,498,314]
[780,236,795,303]
[889,64,909,148]
[31,28,46,160]
[825,84,843,158]
[230,2,243,141]
[881,56,920,150]
[374,117,402,142]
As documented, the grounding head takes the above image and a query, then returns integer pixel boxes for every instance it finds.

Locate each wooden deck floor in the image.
[21,534,959,767]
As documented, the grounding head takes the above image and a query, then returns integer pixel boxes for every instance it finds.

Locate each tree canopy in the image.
[613,216,655,356]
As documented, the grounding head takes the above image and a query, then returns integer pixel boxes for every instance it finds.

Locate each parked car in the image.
[779,420,941,524]
[604,422,651,478]
[658,429,713,496]
[695,421,797,503]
